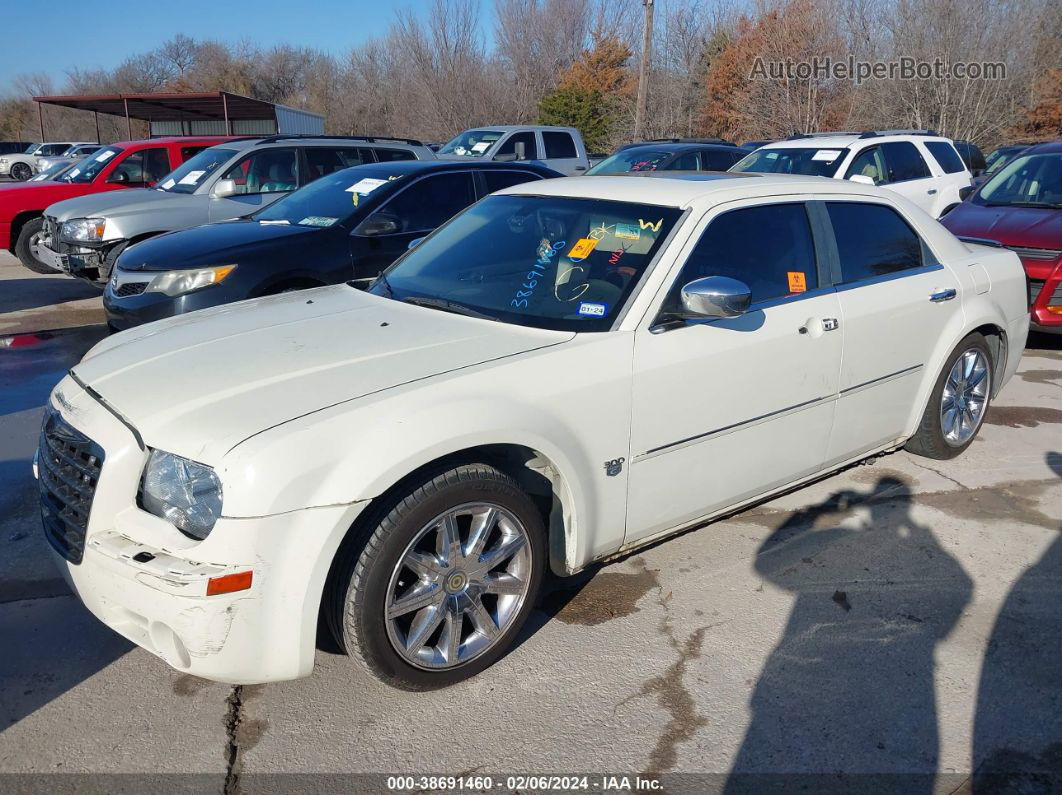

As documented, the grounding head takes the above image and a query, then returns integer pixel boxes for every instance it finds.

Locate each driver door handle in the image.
[930,288,957,302]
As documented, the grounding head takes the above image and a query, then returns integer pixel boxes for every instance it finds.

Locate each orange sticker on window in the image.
[787,271,807,293]
[567,238,599,261]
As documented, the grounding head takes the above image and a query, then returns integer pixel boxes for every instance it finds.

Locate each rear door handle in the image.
[930,288,957,302]
[927,188,937,195]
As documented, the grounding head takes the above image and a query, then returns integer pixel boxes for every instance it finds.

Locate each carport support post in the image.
[37,102,44,141]
[124,98,132,140]
[94,111,101,144]
[222,93,231,135]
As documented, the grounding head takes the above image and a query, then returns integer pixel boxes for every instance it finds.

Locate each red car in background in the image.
[1,136,235,274]
[942,140,1062,334]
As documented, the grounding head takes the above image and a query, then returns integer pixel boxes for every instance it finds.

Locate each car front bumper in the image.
[103,277,248,331]
[39,375,368,683]
[39,240,104,281]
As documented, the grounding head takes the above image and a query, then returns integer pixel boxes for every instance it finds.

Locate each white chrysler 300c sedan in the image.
[38,174,1028,688]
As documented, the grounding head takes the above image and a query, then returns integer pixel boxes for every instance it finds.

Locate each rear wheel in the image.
[14,218,59,274]
[906,333,992,459]
[330,463,546,690]
[10,162,31,181]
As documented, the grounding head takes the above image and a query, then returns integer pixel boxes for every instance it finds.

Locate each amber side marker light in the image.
[207,570,253,596]
[1047,307,1062,315]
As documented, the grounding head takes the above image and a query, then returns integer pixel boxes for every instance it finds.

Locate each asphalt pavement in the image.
[0,250,1060,793]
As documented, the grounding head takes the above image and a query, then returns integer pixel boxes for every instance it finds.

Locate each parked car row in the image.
[0,141,96,180]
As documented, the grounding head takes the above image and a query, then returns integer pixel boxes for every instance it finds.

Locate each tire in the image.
[905,333,993,460]
[330,462,546,690]
[98,242,129,285]
[10,162,31,181]
[14,217,59,274]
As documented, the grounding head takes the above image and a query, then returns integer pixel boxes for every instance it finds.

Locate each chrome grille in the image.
[114,281,148,297]
[37,410,104,564]
[1010,246,1062,262]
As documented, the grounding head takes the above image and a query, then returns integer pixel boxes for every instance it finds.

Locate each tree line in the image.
[1,0,1058,153]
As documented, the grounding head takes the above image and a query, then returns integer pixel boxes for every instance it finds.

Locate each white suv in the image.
[731,130,972,218]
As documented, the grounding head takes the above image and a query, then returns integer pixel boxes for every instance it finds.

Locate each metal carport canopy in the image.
[31,91,280,139]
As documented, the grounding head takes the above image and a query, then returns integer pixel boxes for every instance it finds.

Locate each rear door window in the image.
[542,131,577,159]
[305,147,375,179]
[882,142,931,182]
[663,151,700,171]
[481,169,544,194]
[704,148,743,170]
[826,202,925,282]
[375,148,417,162]
[666,203,818,309]
[924,142,966,174]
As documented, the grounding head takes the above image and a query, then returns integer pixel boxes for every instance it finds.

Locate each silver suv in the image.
[39,135,436,283]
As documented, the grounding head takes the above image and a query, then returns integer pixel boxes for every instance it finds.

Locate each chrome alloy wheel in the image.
[384,502,532,670]
[941,348,990,446]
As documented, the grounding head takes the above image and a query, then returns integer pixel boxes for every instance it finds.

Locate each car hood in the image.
[119,219,322,270]
[46,188,187,221]
[942,202,1062,251]
[72,285,573,463]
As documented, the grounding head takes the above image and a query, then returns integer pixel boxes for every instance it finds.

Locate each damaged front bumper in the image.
[40,375,369,684]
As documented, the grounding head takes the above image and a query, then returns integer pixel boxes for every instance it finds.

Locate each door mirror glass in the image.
[848,174,875,186]
[106,170,129,184]
[407,236,425,250]
[356,213,401,237]
[213,178,237,198]
[680,276,751,318]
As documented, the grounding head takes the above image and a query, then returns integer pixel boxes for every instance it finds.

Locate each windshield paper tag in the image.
[346,177,388,195]
[471,141,490,153]
[787,271,807,292]
[615,223,641,240]
[159,178,175,190]
[812,150,841,161]
[68,168,80,178]
[568,238,599,260]
[298,216,337,227]
[179,170,205,185]
[578,302,608,317]
[96,151,115,162]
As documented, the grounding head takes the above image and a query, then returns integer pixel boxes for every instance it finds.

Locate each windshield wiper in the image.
[401,296,497,320]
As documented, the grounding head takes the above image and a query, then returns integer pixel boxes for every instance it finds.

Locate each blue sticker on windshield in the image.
[578,302,609,318]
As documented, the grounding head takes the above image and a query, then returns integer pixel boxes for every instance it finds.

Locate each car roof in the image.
[494,172,896,209]
[456,125,576,133]
[1023,140,1062,154]
[761,134,954,150]
[351,160,557,176]
[105,136,237,148]
[618,142,741,152]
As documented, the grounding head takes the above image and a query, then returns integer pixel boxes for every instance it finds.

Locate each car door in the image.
[879,141,937,214]
[349,171,476,280]
[208,148,299,221]
[626,200,843,543]
[477,168,545,196]
[541,130,585,174]
[823,200,961,464]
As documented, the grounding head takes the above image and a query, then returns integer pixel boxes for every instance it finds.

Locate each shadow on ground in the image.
[0,277,101,315]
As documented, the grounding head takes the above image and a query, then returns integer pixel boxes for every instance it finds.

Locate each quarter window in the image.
[882,141,931,182]
[827,202,925,282]
[666,203,818,309]
[542,131,577,159]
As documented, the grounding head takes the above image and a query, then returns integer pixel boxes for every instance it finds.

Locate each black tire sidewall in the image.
[344,468,546,690]
[11,163,31,181]
[15,218,58,274]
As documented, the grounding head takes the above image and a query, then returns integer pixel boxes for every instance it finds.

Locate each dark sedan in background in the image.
[585,139,745,175]
[104,160,559,330]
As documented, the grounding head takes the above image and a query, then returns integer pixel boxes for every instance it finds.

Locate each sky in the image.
[0,0,481,95]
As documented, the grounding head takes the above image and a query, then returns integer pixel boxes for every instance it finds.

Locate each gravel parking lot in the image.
[1,249,1059,792]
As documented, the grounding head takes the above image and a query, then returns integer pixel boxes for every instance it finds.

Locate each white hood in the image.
[73,286,572,462]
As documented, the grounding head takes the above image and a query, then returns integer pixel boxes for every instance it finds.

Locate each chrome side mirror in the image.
[680,276,751,318]
[213,178,237,198]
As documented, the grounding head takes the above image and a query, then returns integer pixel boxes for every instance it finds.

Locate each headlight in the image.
[61,217,107,243]
[145,265,237,297]
[140,449,223,540]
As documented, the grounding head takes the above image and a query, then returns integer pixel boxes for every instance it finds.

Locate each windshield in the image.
[439,130,504,157]
[586,148,673,175]
[55,146,123,184]
[731,147,845,177]
[157,148,237,194]
[30,161,76,182]
[983,146,1026,177]
[255,166,406,226]
[369,194,682,331]
[975,153,1062,208]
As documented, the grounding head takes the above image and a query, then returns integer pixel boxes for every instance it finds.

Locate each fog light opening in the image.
[149,621,191,669]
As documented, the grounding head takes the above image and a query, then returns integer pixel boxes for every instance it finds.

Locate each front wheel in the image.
[331,463,546,689]
[906,333,993,459]
[14,217,59,274]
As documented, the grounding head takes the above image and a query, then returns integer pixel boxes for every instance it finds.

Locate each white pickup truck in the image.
[436,125,591,175]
